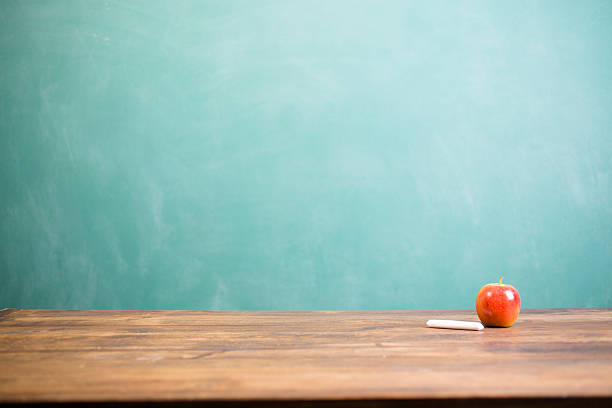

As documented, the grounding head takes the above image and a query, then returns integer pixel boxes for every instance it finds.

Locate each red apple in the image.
[476,277,521,327]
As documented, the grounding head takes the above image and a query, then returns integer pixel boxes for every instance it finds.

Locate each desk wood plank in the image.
[0,309,611,404]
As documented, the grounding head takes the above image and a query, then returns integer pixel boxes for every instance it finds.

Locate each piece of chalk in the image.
[426,319,484,331]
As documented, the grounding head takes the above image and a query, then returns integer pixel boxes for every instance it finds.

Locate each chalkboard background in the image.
[1,0,611,309]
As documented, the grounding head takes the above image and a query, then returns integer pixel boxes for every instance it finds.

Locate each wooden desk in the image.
[1,308,611,407]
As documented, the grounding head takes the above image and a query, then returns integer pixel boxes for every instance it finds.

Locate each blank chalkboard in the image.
[1,0,611,309]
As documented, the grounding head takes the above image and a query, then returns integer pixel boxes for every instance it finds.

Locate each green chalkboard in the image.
[1,0,611,309]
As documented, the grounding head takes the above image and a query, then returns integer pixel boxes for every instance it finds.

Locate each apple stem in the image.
[499,276,503,285]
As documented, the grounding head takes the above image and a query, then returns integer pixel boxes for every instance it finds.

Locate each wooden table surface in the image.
[1,308,611,407]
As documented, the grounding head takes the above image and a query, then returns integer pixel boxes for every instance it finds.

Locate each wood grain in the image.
[0,309,611,406]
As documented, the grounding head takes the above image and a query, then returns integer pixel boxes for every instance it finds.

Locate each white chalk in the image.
[426,319,484,331]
